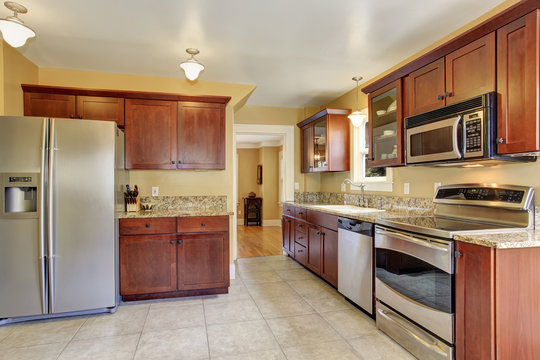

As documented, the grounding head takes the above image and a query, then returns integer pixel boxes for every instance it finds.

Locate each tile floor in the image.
[0,255,415,359]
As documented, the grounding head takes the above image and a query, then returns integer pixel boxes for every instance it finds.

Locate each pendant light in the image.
[0,1,35,48]
[180,48,205,81]
[348,76,367,127]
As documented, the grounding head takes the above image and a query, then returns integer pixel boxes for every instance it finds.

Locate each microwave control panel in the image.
[464,111,483,157]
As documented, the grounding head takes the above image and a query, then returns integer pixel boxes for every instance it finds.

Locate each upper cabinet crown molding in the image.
[21,84,232,104]
[297,108,351,128]
[361,0,540,94]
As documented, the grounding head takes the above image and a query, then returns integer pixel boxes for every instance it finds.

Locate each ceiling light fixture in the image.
[348,76,367,127]
[180,48,205,81]
[0,1,35,48]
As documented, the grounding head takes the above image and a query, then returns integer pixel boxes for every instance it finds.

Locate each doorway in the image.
[233,124,294,259]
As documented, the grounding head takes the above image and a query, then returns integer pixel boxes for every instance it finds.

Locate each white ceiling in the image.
[14,0,506,108]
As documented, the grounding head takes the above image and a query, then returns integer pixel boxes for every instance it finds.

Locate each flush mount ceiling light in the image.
[0,1,35,48]
[348,76,367,127]
[179,48,205,81]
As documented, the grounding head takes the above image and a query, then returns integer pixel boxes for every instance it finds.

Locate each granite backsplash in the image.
[138,195,227,212]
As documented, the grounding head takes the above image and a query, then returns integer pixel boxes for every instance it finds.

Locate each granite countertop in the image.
[284,201,540,249]
[118,209,233,219]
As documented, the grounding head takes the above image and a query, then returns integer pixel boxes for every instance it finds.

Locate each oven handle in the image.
[452,115,462,159]
[375,229,449,252]
[377,307,449,358]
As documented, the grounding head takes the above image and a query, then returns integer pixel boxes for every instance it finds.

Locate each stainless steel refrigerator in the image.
[0,116,126,323]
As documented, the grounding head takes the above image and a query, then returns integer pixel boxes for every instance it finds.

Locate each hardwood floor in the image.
[237,225,283,258]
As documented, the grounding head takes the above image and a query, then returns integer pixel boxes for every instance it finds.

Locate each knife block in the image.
[125,196,140,212]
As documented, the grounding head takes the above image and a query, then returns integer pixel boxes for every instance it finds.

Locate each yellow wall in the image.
[318,0,540,201]
[258,146,281,220]
[0,41,39,116]
[237,148,260,220]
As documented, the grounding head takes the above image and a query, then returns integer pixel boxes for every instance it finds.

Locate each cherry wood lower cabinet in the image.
[119,216,229,301]
[455,241,540,359]
[281,206,339,287]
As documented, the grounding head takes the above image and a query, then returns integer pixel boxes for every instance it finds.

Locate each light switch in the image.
[152,187,159,196]
[294,182,299,190]
[404,183,410,195]
[341,183,346,192]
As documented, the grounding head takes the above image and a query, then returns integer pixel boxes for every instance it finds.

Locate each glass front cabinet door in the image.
[368,79,404,167]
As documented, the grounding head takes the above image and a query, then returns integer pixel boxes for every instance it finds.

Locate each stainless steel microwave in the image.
[405,92,535,166]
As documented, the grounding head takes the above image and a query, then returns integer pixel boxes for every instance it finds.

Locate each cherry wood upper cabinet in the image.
[497,10,540,155]
[177,102,225,170]
[24,93,76,119]
[445,32,496,105]
[125,99,177,169]
[76,96,124,126]
[408,58,445,116]
[298,108,351,173]
[407,33,495,116]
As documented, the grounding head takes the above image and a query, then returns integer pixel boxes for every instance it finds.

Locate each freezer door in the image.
[0,116,47,318]
[49,118,116,313]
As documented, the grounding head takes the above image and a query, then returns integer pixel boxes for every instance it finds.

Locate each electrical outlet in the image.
[294,182,299,190]
[152,187,159,196]
[434,182,441,194]
[341,183,346,192]
[404,183,410,195]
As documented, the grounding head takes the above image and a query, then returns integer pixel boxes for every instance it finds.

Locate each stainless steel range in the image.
[374,184,534,360]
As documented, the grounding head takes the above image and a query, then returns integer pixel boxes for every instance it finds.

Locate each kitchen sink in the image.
[308,204,384,213]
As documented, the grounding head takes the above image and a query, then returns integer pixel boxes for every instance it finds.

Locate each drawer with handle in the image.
[294,243,307,265]
[119,218,177,235]
[283,204,294,216]
[177,216,229,233]
[295,220,307,233]
[295,230,307,247]
[294,207,307,220]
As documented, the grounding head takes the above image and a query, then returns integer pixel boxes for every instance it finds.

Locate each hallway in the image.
[237,225,283,258]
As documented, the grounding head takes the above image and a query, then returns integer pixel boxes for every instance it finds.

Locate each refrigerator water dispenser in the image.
[1,173,39,217]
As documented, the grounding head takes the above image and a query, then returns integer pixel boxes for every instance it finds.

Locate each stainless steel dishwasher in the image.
[337,217,374,316]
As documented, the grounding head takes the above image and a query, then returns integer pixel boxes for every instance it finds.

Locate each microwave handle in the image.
[452,115,463,159]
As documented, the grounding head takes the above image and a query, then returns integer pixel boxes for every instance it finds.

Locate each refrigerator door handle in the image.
[39,118,49,314]
[47,118,56,314]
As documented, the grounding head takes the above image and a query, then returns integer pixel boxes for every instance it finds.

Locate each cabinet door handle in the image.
[298,236,303,240]
[145,224,150,228]
[171,160,175,164]
[455,251,462,259]
[170,240,175,245]
[178,160,182,164]
[297,249,303,252]
[69,114,74,119]
[445,91,452,97]
[77,115,83,119]
[201,222,206,227]
[437,95,444,100]
[497,137,504,144]
[177,240,182,245]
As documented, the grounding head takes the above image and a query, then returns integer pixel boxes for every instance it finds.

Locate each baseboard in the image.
[230,263,236,279]
[263,219,281,226]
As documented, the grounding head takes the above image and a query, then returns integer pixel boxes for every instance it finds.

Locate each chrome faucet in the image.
[342,179,367,207]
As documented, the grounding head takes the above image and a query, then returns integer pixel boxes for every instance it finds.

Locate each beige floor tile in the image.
[245,282,298,300]
[207,320,279,358]
[204,299,262,325]
[0,324,16,342]
[237,256,274,265]
[135,327,209,360]
[322,310,378,339]
[283,339,361,360]
[275,268,317,281]
[0,317,86,349]
[237,262,274,273]
[266,314,341,347]
[229,277,245,287]
[287,279,337,298]
[144,303,205,332]
[147,297,202,309]
[239,271,283,284]
[58,334,139,360]
[262,255,291,262]
[302,292,356,313]
[254,295,315,319]
[348,334,416,360]
[212,349,287,360]
[0,342,65,360]
[74,304,148,340]
[267,260,303,270]
[202,285,252,304]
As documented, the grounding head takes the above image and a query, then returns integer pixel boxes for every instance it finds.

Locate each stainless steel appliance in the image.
[405,92,535,166]
[337,217,374,316]
[375,184,534,360]
[0,116,126,324]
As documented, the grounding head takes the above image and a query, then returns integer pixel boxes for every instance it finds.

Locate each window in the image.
[350,109,393,192]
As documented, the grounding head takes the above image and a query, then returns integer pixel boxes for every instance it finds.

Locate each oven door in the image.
[374,226,454,343]
[406,115,463,164]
